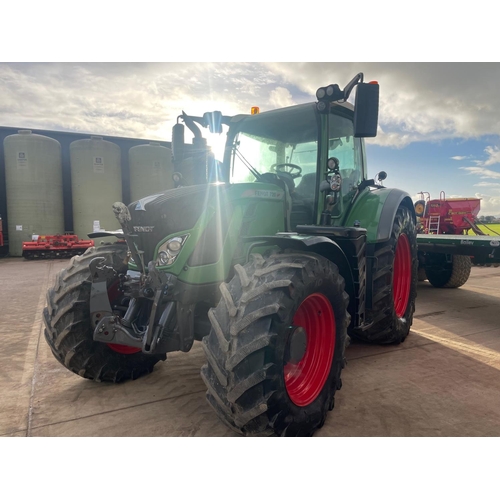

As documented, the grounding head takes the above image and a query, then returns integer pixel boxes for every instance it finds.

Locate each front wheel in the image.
[43,244,165,382]
[200,251,350,437]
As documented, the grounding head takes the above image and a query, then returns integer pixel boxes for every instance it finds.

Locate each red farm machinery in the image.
[414,191,500,287]
[414,191,485,235]
[22,234,94,260]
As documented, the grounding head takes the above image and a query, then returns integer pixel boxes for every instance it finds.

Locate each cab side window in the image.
[328,113,363,197]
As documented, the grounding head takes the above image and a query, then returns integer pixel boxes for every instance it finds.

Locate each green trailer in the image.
[417,233,500,288]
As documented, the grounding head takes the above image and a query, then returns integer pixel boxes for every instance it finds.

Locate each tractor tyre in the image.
[352,205,418,345]
[200,251,349,437]
[424,254,471,288]
[43,244,165,382]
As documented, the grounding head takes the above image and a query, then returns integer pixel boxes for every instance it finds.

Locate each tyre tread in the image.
[201,251,349,436]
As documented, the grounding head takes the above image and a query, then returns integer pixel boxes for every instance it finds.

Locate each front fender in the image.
[242,233,354,307]
[345,188,416,243]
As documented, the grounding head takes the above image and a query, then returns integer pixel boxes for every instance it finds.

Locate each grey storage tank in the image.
[3,130,64,256]
[128,141,174,202]
[70,136,122,239]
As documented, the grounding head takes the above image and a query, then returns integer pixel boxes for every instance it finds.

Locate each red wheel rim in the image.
[106,280,141,355]
[284,293,336,407]
[107,343,142,355]
[393,233,412,318]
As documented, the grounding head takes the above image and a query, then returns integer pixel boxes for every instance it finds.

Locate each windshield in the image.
[229,104,319,187]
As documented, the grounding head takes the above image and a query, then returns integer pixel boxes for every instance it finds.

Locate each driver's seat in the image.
[259,172,314,230]
[295,173,316,199]
[290,191,314,230]
[277,172,314,230]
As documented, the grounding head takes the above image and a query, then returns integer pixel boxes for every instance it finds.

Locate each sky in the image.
[2,62,500,214]
[2,0,499,218]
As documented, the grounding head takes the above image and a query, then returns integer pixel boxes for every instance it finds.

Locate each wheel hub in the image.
[284,293,336,407]
[286,326,308,364]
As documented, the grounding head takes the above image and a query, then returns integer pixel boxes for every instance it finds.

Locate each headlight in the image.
[167,239,182,253]
[157,251,169,265]
[156,235,188,267]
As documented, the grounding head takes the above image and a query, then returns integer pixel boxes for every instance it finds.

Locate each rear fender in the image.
[345,188,416,243]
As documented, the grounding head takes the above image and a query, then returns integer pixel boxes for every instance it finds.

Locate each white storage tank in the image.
[128,141,174,202]
[4,130,64,256]
[70,136,122,239]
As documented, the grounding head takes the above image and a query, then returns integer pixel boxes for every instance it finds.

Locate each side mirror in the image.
[354,82,379,138]
[203,111,223,134]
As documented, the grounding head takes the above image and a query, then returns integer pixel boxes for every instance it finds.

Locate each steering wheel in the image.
[275,163,302,179]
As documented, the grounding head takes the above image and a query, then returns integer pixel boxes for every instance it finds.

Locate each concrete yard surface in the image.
[1,257,499,437]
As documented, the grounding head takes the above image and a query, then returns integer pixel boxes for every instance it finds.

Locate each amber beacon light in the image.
[251,106,260,115]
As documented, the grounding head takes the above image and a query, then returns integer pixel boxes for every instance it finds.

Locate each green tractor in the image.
[43,73,417,437]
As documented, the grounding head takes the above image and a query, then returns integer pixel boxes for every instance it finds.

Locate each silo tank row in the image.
[70,136,122,239]
[3,130,64,256]
[128,141,174,202]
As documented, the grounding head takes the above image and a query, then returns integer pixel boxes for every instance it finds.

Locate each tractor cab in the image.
[172,73,379,231]
[223,102,364,230]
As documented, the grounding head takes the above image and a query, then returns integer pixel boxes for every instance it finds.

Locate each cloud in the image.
[473,182,500,188]
[1,62,500,149]
[483,146,500,166]
[460,166,500,179]
[264,62,500,146]
[268,87,294,109]
[451,156,467,160]
[475,193,500,217]
[459,146,500,183]
[374,127,422,148]
[0,62,288,140]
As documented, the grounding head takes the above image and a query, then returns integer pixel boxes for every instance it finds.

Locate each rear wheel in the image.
[200,251,349,437]
[352,205,418,344]
[43,244,165,382]
[425,253,471,288]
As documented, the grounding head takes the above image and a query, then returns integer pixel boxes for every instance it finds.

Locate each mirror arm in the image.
[181,112,232,133]
[343,73,364,101]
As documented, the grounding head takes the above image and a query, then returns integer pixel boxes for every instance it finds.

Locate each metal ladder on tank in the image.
[428,215,441,234]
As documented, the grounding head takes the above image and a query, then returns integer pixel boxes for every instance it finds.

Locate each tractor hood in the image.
[128,183,231,264]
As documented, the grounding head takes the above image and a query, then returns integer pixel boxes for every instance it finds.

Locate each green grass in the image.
[466,223,500,236]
